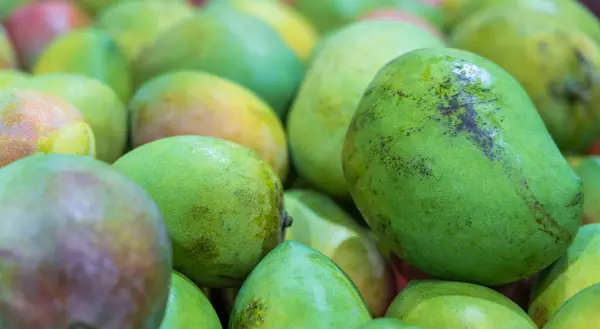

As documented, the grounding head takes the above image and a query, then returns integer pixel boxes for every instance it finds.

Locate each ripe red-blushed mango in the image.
[4,0,91,70]
[0,26,17,69]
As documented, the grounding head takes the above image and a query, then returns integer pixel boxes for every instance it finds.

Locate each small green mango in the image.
[543,283,600,329]
[356,318,424,329]
[386,280,537,329]
[343,47,582,285]
[0,69,29,87]
[575,157,600,224]
[113,136,289,288]
[159,272,222,329]
[287,19,444,198]
[229,240,372,329]
[529,224,600,327]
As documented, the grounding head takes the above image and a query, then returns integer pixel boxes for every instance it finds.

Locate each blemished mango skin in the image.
[0,154,172,329]
[529,224,600,327]
[356,318,425,329]
[543,283,600,329]
[0,26,17,69]
[113,136,289,288]
[343,47,583,285]
[449,7,600,153]
[386,281,537,329]
[287,20,444,198]
[130,70,289,181]
[33,28,132,102]
[574,157,600,224]
[0,69,29,88]
[229,241,372,329]
[284,189,394,317]
[0,89,95,167]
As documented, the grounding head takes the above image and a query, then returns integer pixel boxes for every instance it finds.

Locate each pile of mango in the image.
[1,0,600,328]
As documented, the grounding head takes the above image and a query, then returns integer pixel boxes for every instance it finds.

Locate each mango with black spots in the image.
[529,224,600,327]
[450,6,600,152]
[574,157,600,224]
[229,240,372,328]
[543,283,600,329]
[356,318,424,329]
[284,189,394,317]
[287,19,444,198]
[0,26,17,69]
[386,280,537,329]
[33,28,132,102]
[13,73,127,163]
[0,69,28,87]
[113,136,290,288]
[133,6,304,118]
[130,70,288,180]
[159,271,222,329]
[0,88,95,167]
[0,154,172,329]
[343,47,582,285]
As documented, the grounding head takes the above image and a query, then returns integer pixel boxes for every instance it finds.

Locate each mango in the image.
[0,69,29,87]
[133,6,304,118]
[12,73,127,163]
[574,157,600,224]
[386,280,537,329]
[450,7,600,153]
[386,0,445,29]
[287,20,444,198]
[229,241,372,328]
[0,154,172,329]
[356,318,424,329]
[159,272,222,329]
[543,283,600,329]
[0,26,17,69]
[33,28,131,102]
[529,223,600,327]
[342,47,582,285]
[96,1,193,63]
[4,0,91,70]
[130,70,288,180]
[360,9,444,40]
[113,136,290,288]
[0,89,95,167]
[284,189,394,317]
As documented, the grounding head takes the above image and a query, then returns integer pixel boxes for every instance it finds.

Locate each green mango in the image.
[529,224,600,327]
[113,136,290,288]
[0,69,28,87]
[12,73,128,163]
[284,189,394,317]
[387,0,445,29]
[159,272,222,329]
[356,318,424,329]
[287,19,444,198]
[342,47,583,285]
[450,7,600,153]
[543,283,600,329]
[386,280,537,329]
[133,6,304,118]
[96,1,194,63]
[575,157,600,224]
[33,28,132,102]
[229,240,372,328]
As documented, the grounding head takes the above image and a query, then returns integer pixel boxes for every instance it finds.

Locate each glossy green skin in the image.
[33,28,131,102]
[0,70,28,88]
[386,281,536,329]
[159,272,222,329]
[0,154,172,329]
[575,157,600,224]
[96,1,193,62]
[343,47,583,285]
[543,283,600,329]
[13,73,127,163]
[229,241,372,329]
[287,20,444,198]
[113,136,286,288]
[0,26,17,69]
[133,6,304,118]
[356,318,424,329]
[450,8,600,153]
[529,224,600,327]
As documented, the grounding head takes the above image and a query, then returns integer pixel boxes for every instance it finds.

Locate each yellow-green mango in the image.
[386,280,537,329]
[0,26,17,69]
[13,73,127,163]
[543,283,600,329]
[113,136,290,288]
[575,156,600,224]
[229,241,372,328]
[96,1,194,62]
[284,189,394,317]
[529,223,600,327]
[287,19,444,198]
[159,272,222,329]
[33,28,131,102]
[449,6,600,152]
[0,69,29,87]
[343,47,582,285]
[356,318,425,329]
